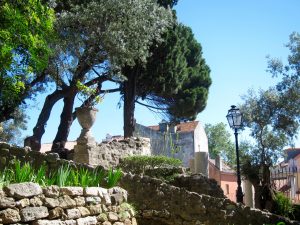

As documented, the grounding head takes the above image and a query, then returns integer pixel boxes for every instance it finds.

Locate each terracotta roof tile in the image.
[148,121,199,133]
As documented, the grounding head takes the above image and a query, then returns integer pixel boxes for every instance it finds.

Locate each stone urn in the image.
[76,107,98,145]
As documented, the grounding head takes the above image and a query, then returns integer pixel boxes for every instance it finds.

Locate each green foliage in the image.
[266,32,300,138]
[0,0,55,72]
[106,168,123,188]
[274,192,294,218]
[0,0,55,122]
[120,155,182,175]
[0,108,28,145]
[0,159,113,188]
[204,123,235,163]
[76,81,103,107]
[135,24,211,122]
[56,164,71,187]
[240,88,297,166]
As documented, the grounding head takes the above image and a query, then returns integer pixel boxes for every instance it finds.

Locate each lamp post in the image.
[226,105,244,203]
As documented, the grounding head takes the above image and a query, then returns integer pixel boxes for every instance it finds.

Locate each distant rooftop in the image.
[148,121,199,133]
[285,148,300,161]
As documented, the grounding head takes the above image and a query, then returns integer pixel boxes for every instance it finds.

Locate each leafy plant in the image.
[106,168,122,188]
[274,192,294,218]
[76,81,104,107]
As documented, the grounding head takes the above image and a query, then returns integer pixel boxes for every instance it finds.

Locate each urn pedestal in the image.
[73,107,98,165]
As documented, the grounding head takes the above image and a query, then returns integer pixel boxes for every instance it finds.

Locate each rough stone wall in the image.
[0,142,100,173]
[120,174,300,225]
[169,174,225,198]
[0,182,136,225]
[0,138,150,171]
[134,124,195,167]
[73,138,151,169]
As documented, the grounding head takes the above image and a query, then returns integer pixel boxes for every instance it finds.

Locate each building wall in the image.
[193,123,208,153]
[135,123,195,166]
[220,173,238,202]
[209,162,237,202]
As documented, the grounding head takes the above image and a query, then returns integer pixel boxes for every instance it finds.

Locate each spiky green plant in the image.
[14,160,34,183]
[56,164,71,187]
[106,168,122,188]
[33,163,47,186]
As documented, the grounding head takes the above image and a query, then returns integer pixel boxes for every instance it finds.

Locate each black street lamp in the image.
[226,105,244,203]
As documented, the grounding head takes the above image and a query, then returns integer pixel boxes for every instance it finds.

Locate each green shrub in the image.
[274,192,294,218]
[120,155,182,175]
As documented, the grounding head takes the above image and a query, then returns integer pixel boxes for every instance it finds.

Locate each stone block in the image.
[102,193,111,206]
[107,212,118,222]
[58,195,76,209]
[85,197,101,205]
[20,206,49,222]
[0,208,21,224]
[44,198,59,208]
[74,196,85,206]
[32,219,64,225]
[48,207,64,219]
[64,220,77,225]
[77,207,90,217]
[102,221,112,225]
[60,187,83,196]
[0,197,15,208]
[16,198,30,209]
[65,208,81,219]
[76,216,97,225]
[30,196,43,206]
[96,213,107,222]
[84,187,99,196]
[43,186,60,198]
[87,204,102,215]
[111,193,124,205]
[4,182,43,199]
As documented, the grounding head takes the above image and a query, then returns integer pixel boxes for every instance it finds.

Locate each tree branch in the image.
[135,100,168,110]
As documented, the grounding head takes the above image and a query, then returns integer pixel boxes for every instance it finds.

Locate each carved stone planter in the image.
[76,107,98,130]
[74,107,98,164]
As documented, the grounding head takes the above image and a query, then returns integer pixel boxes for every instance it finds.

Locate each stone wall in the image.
[120,174,300,225]
[73,138,151,169]
[0,182,136,225]
[0,138,150,171]
[169,174,225,198]
[0,142,100,173]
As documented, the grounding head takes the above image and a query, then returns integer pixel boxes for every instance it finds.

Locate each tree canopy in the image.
[204,123,235,163]
[25,0,174,151]
[0,0,55,122]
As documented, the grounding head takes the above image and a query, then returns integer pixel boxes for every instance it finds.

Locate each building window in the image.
[225,184,229,195]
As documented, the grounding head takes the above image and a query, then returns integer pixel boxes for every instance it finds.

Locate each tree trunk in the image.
[24,89,65,151]
[51,92,76,156]
[123,67,137,138]
[251,165,276,211]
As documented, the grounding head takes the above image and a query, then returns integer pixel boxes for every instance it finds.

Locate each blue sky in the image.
[24,1,300,146]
